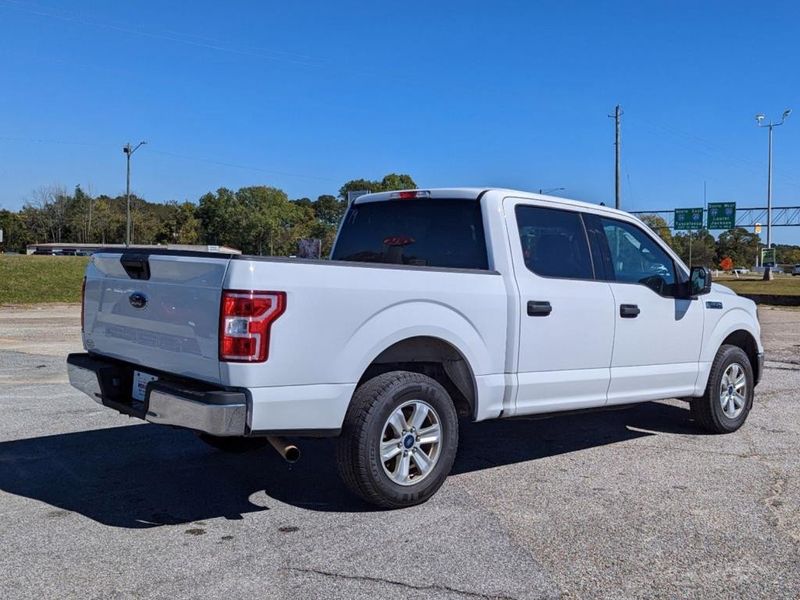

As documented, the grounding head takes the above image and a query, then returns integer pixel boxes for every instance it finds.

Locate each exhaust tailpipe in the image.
[267,436,300,463]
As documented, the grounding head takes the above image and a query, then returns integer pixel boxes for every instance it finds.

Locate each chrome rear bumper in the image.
[146,388,246,436]
[67,353,247,437]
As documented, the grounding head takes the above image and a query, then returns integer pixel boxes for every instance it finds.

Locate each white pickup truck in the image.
[68,188,764,508]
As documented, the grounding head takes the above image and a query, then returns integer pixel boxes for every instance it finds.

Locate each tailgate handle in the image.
[120,253,151,280]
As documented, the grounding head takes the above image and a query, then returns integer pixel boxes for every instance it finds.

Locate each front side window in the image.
[600,217,677,295]
[515,205,594,280]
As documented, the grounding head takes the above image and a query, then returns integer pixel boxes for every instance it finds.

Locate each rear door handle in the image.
[620,304,640,318]
[527,300,552,317]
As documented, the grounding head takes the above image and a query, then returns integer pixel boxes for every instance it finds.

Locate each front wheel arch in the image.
[719,329,760,385]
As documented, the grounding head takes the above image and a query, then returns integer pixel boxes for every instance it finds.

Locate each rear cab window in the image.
[331,198,489,270]
[514,205,594,280]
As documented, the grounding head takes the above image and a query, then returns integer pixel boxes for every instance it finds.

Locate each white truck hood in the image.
[711,282,737,296]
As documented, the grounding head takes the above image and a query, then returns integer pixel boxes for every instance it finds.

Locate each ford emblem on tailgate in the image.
[129,292,148,309]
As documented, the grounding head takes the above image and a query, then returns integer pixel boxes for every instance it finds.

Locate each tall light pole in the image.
[755,110,791,248]
[755,110,790,279]
[124,141,147,246]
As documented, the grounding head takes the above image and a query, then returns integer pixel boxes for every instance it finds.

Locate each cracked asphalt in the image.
[0,304,798,599]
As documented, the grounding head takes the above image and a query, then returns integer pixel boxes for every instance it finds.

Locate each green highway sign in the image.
[761,247,777,268]
[707,202,736,230]
[674,207,704,230]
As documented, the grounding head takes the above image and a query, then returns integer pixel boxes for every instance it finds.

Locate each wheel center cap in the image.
[403,434,415,449]
[728,385,734,395]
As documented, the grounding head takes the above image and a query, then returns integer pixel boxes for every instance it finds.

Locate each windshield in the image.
[331,199,488,270]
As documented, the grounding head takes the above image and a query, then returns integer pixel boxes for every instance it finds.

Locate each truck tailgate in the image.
[82,252,231,383]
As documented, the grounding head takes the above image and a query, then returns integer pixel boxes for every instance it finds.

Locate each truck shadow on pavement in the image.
[0,401,699,526]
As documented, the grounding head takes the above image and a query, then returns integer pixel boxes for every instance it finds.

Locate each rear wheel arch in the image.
[355,336,478,420]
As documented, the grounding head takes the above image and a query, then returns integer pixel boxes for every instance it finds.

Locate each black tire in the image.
[691,344,754,433]
[196,433,268,453]
[336,371,459,509]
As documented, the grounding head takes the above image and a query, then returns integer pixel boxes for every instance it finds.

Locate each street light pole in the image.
[124,141,147,246]
[767,123,773,249]
[755,111,790,279]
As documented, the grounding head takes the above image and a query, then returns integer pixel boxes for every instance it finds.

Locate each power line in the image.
[0,0,323,68]
[0,135,337,182]
[631,117,800,188]
[147,149,338,182]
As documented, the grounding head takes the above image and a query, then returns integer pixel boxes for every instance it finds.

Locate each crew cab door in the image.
[504,198,616,415]
[586,214,704,403]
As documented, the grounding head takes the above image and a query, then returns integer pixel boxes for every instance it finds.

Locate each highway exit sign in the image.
[707,202,736,230]
[674,208,703,230]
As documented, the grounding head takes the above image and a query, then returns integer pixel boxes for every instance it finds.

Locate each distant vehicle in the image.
[32,249,55,255]
[792,264,800,276]
[733,268,750,275]
[68,188,764,508]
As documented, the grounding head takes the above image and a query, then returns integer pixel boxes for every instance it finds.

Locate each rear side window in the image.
[515,205,594,280]
[331,199,488,269]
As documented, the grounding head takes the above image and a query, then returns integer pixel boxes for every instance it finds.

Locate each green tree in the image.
[314,194,347,227]
[338,173,417,200]
[774,244,800,265]
[159,201,201,244]
[238,186,291,255]
[292,197,313,210]
[89,195,126,244]
[716,227,761,269]
[0,209,33,252]
[672,229,716,268]
[639,214,673,245]
[379,173,416,192]
[338,178,382,200]
[198,188,239,247]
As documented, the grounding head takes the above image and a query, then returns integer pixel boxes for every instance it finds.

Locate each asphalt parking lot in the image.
[1,304,798,599]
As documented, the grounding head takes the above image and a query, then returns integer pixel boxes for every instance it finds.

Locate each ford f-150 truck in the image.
[68,188,764,508]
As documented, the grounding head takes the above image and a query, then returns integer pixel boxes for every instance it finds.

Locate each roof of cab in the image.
[352,187,633,220]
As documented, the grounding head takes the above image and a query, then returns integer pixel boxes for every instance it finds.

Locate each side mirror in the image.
[689,266,712,296]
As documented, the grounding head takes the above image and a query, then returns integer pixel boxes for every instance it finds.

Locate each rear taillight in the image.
[219,290,286,362]
[80,277,86,333]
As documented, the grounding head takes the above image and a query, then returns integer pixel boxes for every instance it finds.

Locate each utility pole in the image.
[123,141,147,246]
[755,109,791,280]
[609,105,622,209]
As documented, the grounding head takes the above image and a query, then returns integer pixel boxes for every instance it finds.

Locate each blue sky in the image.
[1,0,799,243]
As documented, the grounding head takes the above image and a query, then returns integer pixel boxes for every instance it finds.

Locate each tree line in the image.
[2,181,799,266]
[0,173,416,256]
